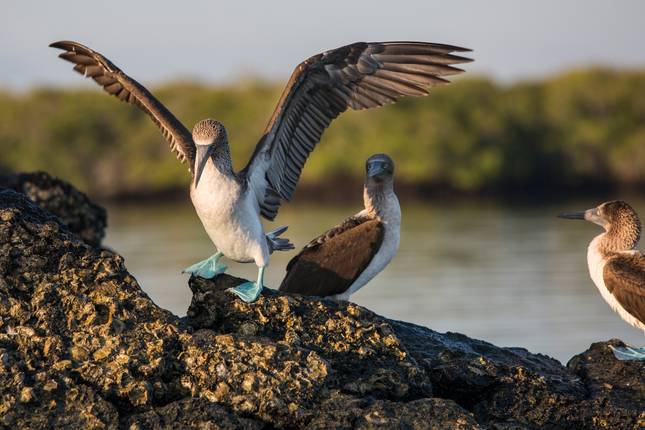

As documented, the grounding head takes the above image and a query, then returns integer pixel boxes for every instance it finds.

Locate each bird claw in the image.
[228,281,263,303]
[183,254,227,279]
[609,345,645,361]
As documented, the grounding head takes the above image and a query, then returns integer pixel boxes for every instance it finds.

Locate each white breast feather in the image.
[587,235,645,332]
[190,159,269,265]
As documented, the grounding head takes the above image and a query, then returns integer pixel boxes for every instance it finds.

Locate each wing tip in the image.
[452,46,473,53]
[439,54,474,66]
[49,40,94,56]
[377,41,473,52]
[49,40,80,50]
[445,65,466,75]
[432,76,453,86]
[430,43,472,53]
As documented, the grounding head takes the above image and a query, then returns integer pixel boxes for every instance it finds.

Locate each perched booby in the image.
[50,40,470,303]
[280,154,400,300]
[559,201,645,360]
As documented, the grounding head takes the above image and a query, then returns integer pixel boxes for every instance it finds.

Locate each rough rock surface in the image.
[0,171,106,246]
[0,188,643,429]
[567,340,645,428]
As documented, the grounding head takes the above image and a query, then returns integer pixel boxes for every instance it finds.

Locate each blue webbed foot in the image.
[228,281,263,303]
[182,253,227,279]
[609,345,645,361]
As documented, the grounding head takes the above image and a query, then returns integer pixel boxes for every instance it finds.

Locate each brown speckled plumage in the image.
[560,200,645,331]
[598,201,641,256]
[604,254,645,324]
[192,119,227,144]
[594,201,645,328]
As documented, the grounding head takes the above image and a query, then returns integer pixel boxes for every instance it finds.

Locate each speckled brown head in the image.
[596,201,641,245]
[192,119,227,146]
[191,119,229,186]
[559,200,641,251]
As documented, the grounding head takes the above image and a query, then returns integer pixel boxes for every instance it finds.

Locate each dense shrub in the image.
[1,69,644,197]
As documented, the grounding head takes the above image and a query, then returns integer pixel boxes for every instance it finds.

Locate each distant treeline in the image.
[1,68,644,199]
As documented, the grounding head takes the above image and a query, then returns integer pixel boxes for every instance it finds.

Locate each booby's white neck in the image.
[364,183,400,225]
[194,139,235,178]
[377,191,401,227]
[191,154,240,198]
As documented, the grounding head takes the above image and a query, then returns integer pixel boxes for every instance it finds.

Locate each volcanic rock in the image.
[0,171,106,246]
[0,187,643,429]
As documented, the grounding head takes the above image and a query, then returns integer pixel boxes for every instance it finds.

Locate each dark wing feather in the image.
[243,41,471,220]
[298,213,373,254]
[604,253,645,324]
[279,216,384,297]
[50,41,196,172]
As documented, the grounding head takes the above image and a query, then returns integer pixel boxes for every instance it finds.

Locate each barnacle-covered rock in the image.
[125,398,263,430]
[0,171,106,246]
[187,275,644,429]
[0,191,325,428]
[187,276,432,401]
[0,185,643,429]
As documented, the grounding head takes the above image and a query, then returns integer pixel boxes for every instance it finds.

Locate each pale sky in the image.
[2,0,644,89]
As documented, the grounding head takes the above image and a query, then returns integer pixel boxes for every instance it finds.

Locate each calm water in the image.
[104,198,644,363]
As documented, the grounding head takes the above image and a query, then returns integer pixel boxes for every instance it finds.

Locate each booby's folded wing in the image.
[50,41,196,172]
[279,215,384,296]
[243,41,471,220]
[604,253,645,324]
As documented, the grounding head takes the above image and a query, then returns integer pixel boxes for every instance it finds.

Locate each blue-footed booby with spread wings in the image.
[50,40,470,302]
[559,201,645,360]
[280,154,399,300]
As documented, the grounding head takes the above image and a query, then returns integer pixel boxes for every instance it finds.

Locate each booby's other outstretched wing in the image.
[279,215,384,297]
[243,41,471,220]
[604,253,645,324]
[50,41,196,172]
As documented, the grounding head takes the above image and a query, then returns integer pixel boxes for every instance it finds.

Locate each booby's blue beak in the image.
[367,162,388,178]
[194,145,214,187]
[557,211,586,220]
[558,207,600,222]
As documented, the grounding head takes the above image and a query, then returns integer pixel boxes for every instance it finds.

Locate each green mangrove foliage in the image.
[1,68,644,197]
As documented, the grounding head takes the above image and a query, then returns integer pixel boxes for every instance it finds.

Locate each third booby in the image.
[559,200,645,360]
[280,154,400,300]
[50,40,470,302]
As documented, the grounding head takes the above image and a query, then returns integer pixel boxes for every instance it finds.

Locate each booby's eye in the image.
[379,162,393,174]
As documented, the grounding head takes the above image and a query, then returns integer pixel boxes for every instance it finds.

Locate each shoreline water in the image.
[105,197,645,364]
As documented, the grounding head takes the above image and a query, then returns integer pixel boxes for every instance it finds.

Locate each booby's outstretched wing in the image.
[279,214,384,296]
[243,41,471,220]
[50,41,196,172]
[604,253,645,324]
